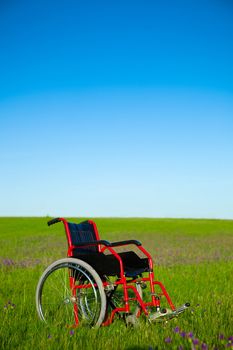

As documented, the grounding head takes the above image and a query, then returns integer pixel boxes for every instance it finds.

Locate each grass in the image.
[0,217,232,349]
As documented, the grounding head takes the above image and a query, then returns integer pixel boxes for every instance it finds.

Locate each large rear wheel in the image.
[36,258,107,327]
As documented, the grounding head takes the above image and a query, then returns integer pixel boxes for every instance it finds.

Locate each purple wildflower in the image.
[219,334,225,340]
[2,259,15,266]
[188,332,194,338]
[173,326,180,333]
[165,337,172,343]
[201,343,208,350]
[69,330,74,336]
[178,346,183,350]
[228,336,233,342]
[192,339,199,346]
[180,331,186,338]
[47,335,52,339]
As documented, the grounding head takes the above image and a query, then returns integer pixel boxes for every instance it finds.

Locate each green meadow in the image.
[0,218,232,349]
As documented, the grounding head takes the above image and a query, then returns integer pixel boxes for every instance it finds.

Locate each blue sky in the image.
[0,0,233,218]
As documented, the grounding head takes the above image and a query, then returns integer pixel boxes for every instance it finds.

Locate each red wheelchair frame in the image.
[36,218,189,327]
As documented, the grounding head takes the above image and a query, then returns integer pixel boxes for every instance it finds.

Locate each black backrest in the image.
[68,221,98,254]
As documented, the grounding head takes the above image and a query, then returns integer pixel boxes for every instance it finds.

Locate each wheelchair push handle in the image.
[47,217,61,226]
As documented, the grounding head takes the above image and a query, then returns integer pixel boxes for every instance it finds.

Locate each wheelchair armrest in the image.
[73,240,111,248]
[109,240,142,247]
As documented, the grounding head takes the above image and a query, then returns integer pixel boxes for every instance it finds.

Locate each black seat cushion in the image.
[71,250,150,277]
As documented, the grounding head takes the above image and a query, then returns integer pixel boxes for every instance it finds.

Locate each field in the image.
[0,217,232,349]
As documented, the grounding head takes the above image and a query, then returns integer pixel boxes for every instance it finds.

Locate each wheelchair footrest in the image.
[173,302,190,315]
[149,302,190,322]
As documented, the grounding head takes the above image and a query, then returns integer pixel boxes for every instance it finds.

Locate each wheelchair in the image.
[36,218,190,327]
